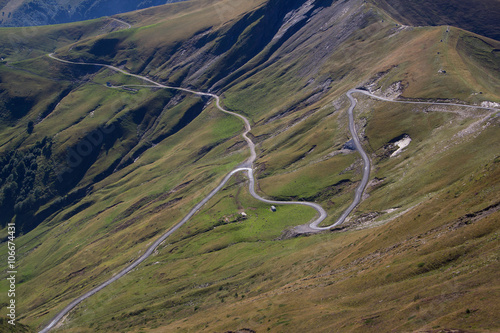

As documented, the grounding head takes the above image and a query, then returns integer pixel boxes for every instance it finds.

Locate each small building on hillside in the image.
[343,139,356,151]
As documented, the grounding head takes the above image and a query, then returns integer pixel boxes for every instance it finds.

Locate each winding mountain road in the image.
[323,89,372,229]
[110,17,132,30]
[41,54,331,333]
[39,54,498,332]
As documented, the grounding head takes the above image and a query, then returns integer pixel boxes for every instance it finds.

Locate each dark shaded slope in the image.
[74,0,353,91]
[198,0,328,88]
[0,63,206,234]
[373,0,500,41]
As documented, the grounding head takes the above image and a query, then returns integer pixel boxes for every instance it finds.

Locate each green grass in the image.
[0,17,125,62]
[357,95,499,215]
[0,99,248,328]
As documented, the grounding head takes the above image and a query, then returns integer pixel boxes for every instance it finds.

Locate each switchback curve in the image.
[40,54,329,333]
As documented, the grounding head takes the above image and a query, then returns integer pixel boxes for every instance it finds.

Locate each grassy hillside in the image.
[0,17,134,63]
[0,0,499,332]
[0,0,187,27]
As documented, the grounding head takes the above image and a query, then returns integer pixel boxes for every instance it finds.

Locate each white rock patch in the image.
[391,135,412,157]
[481,101,500,109]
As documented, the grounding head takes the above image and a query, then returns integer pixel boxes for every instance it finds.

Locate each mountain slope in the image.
[372,0,500,41]
[0,0,187,27]
[0,0,499,332]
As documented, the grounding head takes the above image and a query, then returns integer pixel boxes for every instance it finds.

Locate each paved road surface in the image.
[315,89,372,229]
[110,17,132,29]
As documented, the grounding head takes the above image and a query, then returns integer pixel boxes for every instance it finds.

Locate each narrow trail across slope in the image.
[110,17,132,30]
[355,88,499,111]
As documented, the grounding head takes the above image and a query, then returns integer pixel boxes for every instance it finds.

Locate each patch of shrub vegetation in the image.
[0,137,57,233]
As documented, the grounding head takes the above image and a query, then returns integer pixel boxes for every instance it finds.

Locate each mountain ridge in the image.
[0,0,187,27]
[372,0,500,41]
